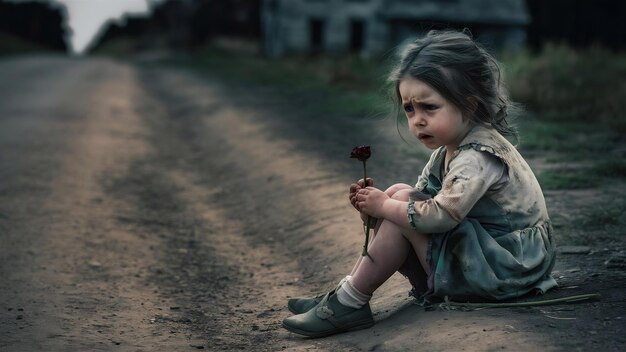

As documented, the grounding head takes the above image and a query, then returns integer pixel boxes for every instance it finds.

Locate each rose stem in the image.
[362,161,373,262]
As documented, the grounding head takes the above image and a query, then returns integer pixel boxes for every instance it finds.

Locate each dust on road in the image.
[0,55,623,351]
[0,55,369,351]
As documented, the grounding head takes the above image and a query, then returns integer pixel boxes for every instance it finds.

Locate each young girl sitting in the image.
[282,30,557,338]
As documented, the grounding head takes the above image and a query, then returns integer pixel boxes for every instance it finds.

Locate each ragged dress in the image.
[400,125,557,302]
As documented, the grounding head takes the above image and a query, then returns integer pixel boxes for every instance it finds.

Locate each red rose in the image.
[350,145,374,262]
[350,145,371,162]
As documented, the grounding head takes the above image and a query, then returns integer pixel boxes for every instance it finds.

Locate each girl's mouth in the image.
[418,133,434,142]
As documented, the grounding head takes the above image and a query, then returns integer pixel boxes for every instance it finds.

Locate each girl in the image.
[282,30,557,338]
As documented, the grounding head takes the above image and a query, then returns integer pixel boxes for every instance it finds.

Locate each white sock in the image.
[338,275,352,287]
[336,278,371,309]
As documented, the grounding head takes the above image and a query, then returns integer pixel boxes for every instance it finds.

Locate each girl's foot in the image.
[282,291,375,338]
[287,276,351,314]
[287,293,325,314]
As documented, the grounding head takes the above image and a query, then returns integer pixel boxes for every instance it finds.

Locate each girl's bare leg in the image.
[350,188,430,295]
[350,219,411,294]
[348,183,414,276]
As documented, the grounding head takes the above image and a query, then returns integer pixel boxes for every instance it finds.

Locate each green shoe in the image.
[287,277,349,314]
[287,293,325,314]
[282,291,375,338]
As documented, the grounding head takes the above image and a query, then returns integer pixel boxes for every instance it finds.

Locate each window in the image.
[309,19,324,51]
[350,19,365,51]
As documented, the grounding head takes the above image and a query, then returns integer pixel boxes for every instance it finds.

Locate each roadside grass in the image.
[538,170,598,190]
[536,160,626,190]
[184,42,625,192]
[0,32,50,56]
[520,116,625,190]
[92,37,140,58]
[503,44,626,133]
[190,45,390,114]
[516,118,618,158]
[593,159,626,178]
[186,42,626,131]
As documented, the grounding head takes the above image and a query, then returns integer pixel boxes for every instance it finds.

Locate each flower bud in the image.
[350,145,371,162]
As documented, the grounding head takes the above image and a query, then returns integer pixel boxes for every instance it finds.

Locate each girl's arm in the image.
[355,148,443,231]
[358,193,456,233]
[408,150,506,233]
[357,149,507,234]
[355,187,416,232]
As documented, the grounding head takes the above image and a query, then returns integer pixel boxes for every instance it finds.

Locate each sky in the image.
[9,0,161,55]
[57,0,155,55]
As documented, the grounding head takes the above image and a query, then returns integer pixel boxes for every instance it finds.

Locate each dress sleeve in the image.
[408,149,507,233]
[414,147,443,191]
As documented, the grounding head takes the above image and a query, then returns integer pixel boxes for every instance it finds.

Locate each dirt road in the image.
[0,55,623,351]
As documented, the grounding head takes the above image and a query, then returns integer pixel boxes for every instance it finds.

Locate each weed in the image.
[503,44,626,132]
[187,43,626,133]
[538,169,599,190]
[517,117,619,160]
[0,32,49,56]
[538,159,626,190]
[592,160,626,178]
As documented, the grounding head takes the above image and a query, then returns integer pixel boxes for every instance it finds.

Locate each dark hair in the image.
[388,29,519,140]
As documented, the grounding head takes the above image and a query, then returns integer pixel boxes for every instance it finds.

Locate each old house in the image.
[261,0,530,57]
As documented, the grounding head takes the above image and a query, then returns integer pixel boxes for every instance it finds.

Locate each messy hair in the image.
[388,29,519,141]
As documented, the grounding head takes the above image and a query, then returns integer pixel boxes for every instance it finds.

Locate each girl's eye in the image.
[423,104,438,111]
[403,104,414,113]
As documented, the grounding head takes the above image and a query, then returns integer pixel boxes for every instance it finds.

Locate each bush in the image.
[503,45,626,132]
[0,32,48,56]
[188,42,626,132]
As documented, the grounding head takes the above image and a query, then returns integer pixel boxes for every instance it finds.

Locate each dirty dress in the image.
[402,125,557,302]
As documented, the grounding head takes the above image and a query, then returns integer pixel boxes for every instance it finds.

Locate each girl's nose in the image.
[414,114,427,127]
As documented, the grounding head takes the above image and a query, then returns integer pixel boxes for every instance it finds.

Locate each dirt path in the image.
[0,55,623,351]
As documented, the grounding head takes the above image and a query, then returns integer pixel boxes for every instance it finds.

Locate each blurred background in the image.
[1,0,625,239]
[1,0,625,130]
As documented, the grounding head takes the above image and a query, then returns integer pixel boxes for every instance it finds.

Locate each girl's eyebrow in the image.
[402,96,436,104]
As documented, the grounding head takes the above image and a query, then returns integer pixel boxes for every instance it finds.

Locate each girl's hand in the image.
[356,187,389,218]
[349,178,373,211]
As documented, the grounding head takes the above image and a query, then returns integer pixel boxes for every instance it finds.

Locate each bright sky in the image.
[8,0,160,55]
[55,0,154,55]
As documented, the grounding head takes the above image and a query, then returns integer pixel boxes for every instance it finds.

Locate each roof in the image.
[381,0,530,26]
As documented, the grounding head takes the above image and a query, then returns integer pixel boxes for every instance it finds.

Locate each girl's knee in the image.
[390,188,413,201]
[384,183,413,197]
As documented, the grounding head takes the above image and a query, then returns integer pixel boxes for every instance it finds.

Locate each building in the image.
[261,0,530,57]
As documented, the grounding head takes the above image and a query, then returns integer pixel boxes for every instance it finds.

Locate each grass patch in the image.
[173,41,626,132]
[592,160,626,178]
[538,160,626,190]
[503,44,626,133]
[92,37,141,58]
[191,46,384,89]
[0,32,50,56]
[169,42,626,167]
[538,169,599,190]
[186,43,626,133]
[186,44,391,117]
[184,44,626,188]
[517,117,620,159]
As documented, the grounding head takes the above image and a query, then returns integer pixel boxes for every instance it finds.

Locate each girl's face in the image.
[399,75,473,152]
